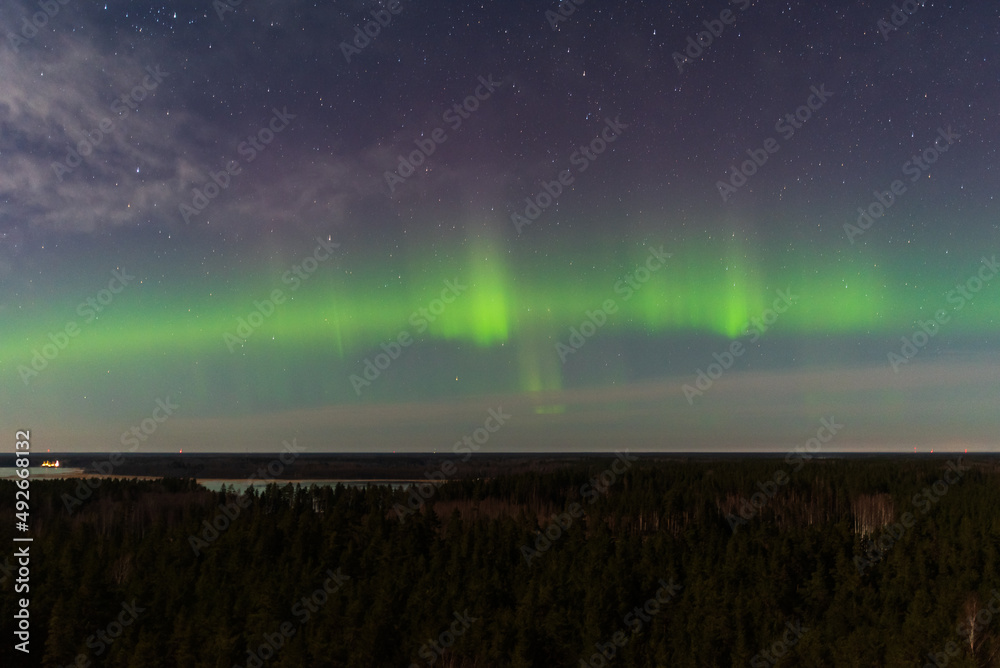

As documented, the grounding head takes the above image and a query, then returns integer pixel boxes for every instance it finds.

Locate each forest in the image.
[2,455,999,667]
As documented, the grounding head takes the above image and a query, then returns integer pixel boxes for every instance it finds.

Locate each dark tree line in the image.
[2,457,1000,667]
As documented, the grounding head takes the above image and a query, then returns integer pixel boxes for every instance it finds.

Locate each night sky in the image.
[1,0,998,453]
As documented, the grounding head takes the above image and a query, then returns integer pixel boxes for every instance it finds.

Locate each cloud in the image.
[0,30,191,231]
[0,16,382,237]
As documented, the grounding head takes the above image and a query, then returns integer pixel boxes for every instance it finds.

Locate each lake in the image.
[196,479,421,492]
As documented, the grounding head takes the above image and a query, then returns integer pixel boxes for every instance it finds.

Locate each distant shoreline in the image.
[0,469,436,485]
[196,478,439,485]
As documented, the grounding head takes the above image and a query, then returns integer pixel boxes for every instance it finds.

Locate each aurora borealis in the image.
[1,1,998,452]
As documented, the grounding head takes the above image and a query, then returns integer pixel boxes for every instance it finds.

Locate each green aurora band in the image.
[4,233,997,412]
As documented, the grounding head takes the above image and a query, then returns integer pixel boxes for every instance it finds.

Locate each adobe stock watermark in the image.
[556,246,669,363]
[511,116,628,234]
[392,407,511,522]
[6,0,72,52]
[673,0,753,73]
[579,578,682,668]
[726,417,842,533]
[750,619,809,667]
[120,396,180,450]
[683,288,798,404]
[180,107,296,224]
[887,256,997,372]
[340,0,405,62]
[717,84,833,202]
[383,75,501,194]
[877,0,927,41]
[845,127,960,244]
[233,568,350,668]
[350,278,467,395]
[188,439,306,556]
[925,588,1000,668]
[58,600,146,668]
[521,451,638,565]
[407,610,479,667]
[854,458,970,575]
[545,0,587,30]
[61,397,179,514]
[213,0,246,21]
[223,237,340,352]
[17,268,134,386]
[51,66,169,181]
